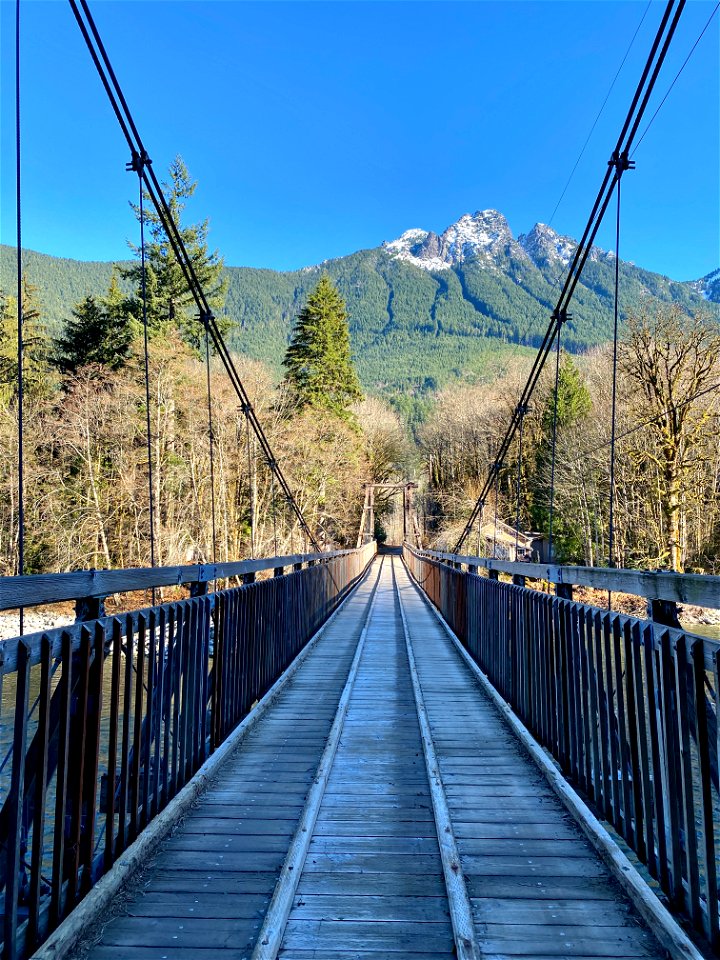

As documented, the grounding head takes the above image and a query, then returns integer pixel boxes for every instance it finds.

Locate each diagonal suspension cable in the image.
[68,0,322,553]
[453,0,686,554]
[15,0,25,633]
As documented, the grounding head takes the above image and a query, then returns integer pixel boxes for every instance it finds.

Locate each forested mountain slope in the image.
[2,210,716,410]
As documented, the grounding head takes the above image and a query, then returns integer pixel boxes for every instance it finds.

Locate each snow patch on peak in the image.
[519,223,576,267]
[383,210,516,272]
[384,228,430,255]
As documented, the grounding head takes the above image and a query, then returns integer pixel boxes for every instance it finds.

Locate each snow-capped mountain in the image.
[384,210,517,271]
[383,211,613,272]
[696,268,720,302]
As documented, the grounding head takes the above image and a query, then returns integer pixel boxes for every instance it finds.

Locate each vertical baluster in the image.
[65,627,91,907]
[105,619,122,870]
[171,604,185,798]
[27,636,51,952]
[623,620,644,860]
[644,625,668,891]
[3,639,30,960]
[612,618,632,844]
[117,615,134,853]
[579,608,593,796]
[693,640,719,947]
[200,596,211,763]
[50,632,72,926]
[675,635,700,925]
[141,610,156,829]
[79,623,104,892]
[130,616,145,842]
[162,606,176,806]
[213,592,225,749]
[152,606,166,818]
[602,616,620,828]
[659,629,684,906]
[630,622,653,871]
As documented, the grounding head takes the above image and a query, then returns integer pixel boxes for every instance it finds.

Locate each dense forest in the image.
[1,196,715,421]
[1,159,718,576]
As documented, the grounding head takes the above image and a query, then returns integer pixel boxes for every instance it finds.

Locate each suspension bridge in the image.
[2,0,720,958]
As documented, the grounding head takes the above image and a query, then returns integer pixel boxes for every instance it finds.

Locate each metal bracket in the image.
[125,149,151,174]
[608,149,635,174]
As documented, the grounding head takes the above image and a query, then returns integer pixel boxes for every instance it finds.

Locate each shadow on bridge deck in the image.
[70,556,664,960]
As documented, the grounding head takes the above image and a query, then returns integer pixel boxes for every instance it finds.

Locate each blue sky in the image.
[1,1,718,280]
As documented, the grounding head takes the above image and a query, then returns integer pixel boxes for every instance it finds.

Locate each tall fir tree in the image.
[530,355,591,560]
[54,273,135,373]
[283,274,362,417]
[122,156,231,351]
[0,279,51,400]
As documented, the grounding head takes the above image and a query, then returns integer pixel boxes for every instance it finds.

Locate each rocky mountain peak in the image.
[383,210,517,271]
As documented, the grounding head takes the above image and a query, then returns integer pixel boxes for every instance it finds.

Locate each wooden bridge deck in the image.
[75,556,665,960]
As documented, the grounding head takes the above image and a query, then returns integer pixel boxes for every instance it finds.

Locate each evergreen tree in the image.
[530,355,591,560]
[54,274,135,373]
[283,274,362,417]
[0,279,51,400]
[122,156,231,351]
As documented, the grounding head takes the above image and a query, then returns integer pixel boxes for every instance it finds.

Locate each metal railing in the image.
[0,542,376,960]
[404,543,720,951]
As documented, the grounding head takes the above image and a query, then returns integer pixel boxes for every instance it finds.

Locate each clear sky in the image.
[0,1,718,281]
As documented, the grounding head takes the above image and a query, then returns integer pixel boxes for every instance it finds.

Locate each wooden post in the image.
[648,597,680,628]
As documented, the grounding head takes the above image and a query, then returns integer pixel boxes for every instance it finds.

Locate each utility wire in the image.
[453,0,686,554]
[633,2,720,155]
[547,0,652,228]
[68,0,322,553]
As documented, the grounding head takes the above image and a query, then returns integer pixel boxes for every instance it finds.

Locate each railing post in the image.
[274,566,284,578]
[469,564,478,576]
[512,574,526,587]
[556,583,573,600]
[649,597,681,628]
[242,572,256,585]
[190,581,208,597]
[75,594,106,621]
[293,562,302,572]
[489,569,500,581]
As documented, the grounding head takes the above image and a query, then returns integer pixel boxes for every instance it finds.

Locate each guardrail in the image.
[0,542,376,960]
[404,543,720,951]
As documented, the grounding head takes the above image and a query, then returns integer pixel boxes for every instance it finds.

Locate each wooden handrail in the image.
[0,548,364,613]
[408,544,720,611]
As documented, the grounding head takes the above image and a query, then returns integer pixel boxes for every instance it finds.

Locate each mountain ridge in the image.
[1,211,717,417]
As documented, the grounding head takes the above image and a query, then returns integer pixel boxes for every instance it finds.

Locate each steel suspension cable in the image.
[514,407,526,559]
[492,468,499,559]
[547,323,563,560]
[607,177,623,571]
[15,0,25,635]
[245,409,255,558]
[68,0,321,552]
[271,470,278,557]
[204,321,218,565]
[453,0,685,554]
[136,167,157,580]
